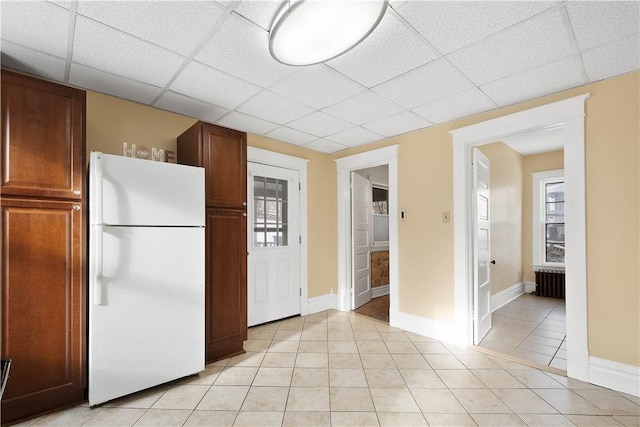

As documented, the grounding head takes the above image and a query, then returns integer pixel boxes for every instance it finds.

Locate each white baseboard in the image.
[395,311,466,346]
[307,293,339,315]
[491,282,524,312]
[372,285,390,298]
[589,356,640,397]
[524,281,536,294]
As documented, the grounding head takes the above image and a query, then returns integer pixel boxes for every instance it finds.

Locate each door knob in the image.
[490,260,496,265]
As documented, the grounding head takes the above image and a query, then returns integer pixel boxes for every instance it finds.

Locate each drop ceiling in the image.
[1,1,638,154]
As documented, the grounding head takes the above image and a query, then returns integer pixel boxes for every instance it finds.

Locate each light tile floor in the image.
[478,293,568,370]
[13,310,639,427]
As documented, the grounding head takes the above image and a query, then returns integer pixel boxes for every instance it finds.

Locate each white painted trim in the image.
[395,311,466,346]
[524,281,536,293]
[450,93,590,383]
[491,282,524,312]
[246,147,310,316]
[336,145,399,326]
[372,285,390,298]
[307,293,339,314]
[589,356,640,397]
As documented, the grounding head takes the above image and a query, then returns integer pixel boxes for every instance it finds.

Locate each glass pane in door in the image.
[253,176,288,247]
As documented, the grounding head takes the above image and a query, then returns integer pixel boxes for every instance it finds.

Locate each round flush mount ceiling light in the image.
[269,0,388,66]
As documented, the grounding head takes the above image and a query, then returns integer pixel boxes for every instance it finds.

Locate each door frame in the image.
[450,94,590,382]
[336,145,399,324]
[247,147,310,315]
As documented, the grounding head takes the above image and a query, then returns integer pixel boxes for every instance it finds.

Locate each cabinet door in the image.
[1,70,85,200]
[1,198,86,423]
[205,208,247,362]
[202,125,247,209]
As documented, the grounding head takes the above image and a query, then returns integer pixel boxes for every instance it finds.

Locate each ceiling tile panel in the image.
[326,127,385,147]
[567,1,639,52]
[447,9,573,85]
[238,91,314,124]
[287,112,354,137]
[1,1,69,58]
[397,1,556,55]
[270,65,365,109]
[46,1,71,9]
[481,56,586,107]
[303,139,349,154]
[69,63,164,105]
[73,17,185,87]
[373,58,474,108]
[266,126,317,145]
[0,41,67,81]
[233,1,282,31]
[363,110,433,137]
[327,11,439,88]
[413,88,496,125]
[154,91,229,124]
[582,35,640,83]
[216,111,279,135]
[195,13,297,87]
[76,1,225,56]
[170,61,261,109]
[322,92,404,125]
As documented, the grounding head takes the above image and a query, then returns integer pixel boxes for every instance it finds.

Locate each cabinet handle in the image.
[73,190,81,196]
[73,205,81,211]
[243,213,247,217]
[242,202,247,207]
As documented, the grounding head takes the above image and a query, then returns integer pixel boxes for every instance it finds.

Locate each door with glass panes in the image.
[247,162,301,326]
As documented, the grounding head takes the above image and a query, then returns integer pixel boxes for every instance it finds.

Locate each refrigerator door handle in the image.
[92,152,104,225]
[93,226,104,306]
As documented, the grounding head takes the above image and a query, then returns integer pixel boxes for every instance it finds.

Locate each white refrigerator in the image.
[88,152,205,406]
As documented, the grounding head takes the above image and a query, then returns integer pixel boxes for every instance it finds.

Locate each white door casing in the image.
[352,172,372,309]
[472,148,492,344]
[247,162,301,326]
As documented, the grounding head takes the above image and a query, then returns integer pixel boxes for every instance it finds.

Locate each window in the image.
[372,185,389,244]
[253,176,288,247]
[532,169,565,268]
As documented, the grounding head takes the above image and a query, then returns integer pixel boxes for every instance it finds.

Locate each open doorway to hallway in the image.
[350,165,390,324]
[470,131,567,371]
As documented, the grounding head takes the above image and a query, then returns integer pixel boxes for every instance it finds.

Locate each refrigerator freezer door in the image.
[90,152,205,227]
[88,226,205,406]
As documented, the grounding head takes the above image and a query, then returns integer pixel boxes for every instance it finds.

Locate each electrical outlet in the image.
[442,211,451,223]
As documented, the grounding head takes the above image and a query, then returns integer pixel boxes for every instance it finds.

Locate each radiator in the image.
[535,270,565,299]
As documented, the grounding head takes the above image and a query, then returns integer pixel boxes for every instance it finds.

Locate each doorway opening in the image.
[450,94,589,382]
[335,145,399,326]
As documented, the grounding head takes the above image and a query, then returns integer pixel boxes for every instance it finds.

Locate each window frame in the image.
[532,169,565,270]
[371,183,389,249]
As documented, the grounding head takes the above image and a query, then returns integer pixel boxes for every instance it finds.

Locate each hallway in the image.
[479,293,567,370]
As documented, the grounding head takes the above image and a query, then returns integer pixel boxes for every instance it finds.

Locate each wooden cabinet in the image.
[1,70,85,201]
[178,123,247,209]
[178,122,247,363]
[0,198,86,422]
[205,208,247,362]
[0,70,86,424]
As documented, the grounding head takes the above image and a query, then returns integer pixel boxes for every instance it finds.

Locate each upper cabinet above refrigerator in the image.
[1,70,85,201]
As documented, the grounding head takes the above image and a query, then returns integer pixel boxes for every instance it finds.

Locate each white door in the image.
[473,148,492,344]
[352,172,372,309]
[247,162,301,326]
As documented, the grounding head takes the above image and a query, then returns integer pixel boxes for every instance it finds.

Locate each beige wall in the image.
[478,142,523,295]
[86,91,196,158]
[335,71,639,367]
[521,150,565,283]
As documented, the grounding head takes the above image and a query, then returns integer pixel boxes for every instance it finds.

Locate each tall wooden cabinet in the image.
[177,122,247,363]
[1,70,86,423]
